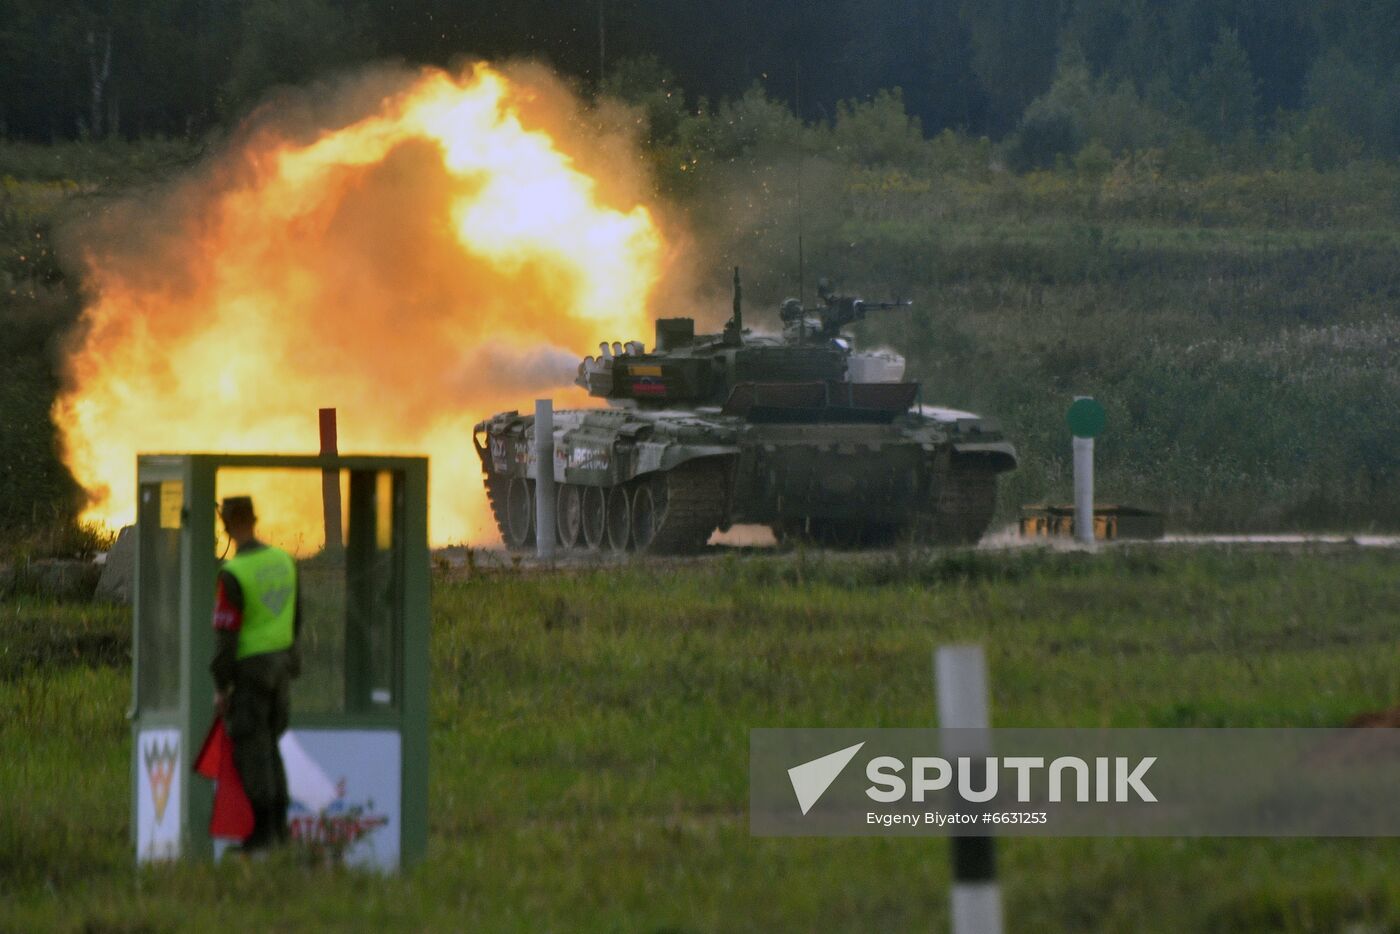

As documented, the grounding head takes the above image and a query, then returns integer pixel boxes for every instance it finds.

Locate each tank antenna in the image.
[795,60,806,310]
[732,265,743,337]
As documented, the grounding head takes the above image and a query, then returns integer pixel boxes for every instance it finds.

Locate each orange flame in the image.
[54,63,669,545]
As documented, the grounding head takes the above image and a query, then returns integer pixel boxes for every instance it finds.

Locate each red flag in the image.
[193,717,255,840]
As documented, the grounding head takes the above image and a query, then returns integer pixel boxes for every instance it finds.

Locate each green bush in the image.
[1006,105,1082,171]
[830,89,925,167]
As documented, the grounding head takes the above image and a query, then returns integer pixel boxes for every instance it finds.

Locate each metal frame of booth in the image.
[129,453,429,868]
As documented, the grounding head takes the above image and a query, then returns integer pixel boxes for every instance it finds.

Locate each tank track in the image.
[638,458,728,555]
[487,454,997,552]
[923,456,998,545]
[484,473,526,547]
[483,458,727,555]
[773,457,998,549]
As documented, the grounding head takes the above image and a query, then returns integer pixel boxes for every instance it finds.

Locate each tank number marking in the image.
[567,445,610,470]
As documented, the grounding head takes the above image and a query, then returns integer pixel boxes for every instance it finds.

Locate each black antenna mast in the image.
[795,60,805,309]
[724,266,744,346]
[732,266,743,329]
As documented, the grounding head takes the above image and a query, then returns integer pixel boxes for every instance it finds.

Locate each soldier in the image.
[211,496,301,851]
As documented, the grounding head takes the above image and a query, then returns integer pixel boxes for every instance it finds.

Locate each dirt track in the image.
[434,526,1400,578]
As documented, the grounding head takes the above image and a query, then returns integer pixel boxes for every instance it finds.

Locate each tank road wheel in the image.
[581,486,607,550]
[504,477,535,550]
[605,486,632,552]
[556,484,582,549]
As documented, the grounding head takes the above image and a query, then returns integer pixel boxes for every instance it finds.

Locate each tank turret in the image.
[575,270,914,413]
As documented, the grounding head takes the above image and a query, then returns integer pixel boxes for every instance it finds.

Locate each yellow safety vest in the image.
[223,545,297,660]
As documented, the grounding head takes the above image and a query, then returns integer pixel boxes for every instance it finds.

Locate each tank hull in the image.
[473,405,1015,553]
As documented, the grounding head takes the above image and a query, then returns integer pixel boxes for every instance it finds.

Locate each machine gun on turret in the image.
[780,278,911,340]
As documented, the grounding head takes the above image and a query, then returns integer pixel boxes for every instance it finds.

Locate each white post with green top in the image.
[1066,397,1106,546]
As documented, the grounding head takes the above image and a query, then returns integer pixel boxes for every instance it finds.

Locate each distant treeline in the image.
[4,0,1400,161]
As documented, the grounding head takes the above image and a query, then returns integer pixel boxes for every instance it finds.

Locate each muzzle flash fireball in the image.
[54,63,668,546]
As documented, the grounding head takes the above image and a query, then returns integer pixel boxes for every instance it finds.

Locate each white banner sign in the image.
[283,729,401,870]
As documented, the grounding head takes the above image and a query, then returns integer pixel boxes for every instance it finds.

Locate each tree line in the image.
[3,0,1399,158]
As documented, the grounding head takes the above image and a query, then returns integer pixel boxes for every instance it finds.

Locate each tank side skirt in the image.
[476,407,1009,549]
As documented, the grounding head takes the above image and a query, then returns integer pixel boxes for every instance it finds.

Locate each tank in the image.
[472,270,1017,553]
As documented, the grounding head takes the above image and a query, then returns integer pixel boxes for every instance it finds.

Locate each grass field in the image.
[4,545,1400,931]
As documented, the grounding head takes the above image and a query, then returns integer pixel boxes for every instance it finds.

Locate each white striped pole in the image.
[936,645,1003,934]
[535,399,556,561]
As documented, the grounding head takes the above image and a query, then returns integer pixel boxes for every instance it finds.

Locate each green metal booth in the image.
[130,454,429,870]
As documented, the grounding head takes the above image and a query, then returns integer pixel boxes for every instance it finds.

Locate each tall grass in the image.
[4,548,1400,930]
